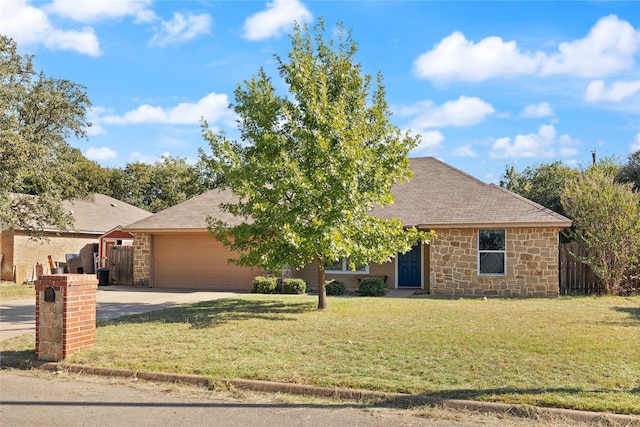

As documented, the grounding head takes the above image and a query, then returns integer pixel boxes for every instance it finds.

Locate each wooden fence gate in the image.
[108,245,133,285]
[558,243,600,295]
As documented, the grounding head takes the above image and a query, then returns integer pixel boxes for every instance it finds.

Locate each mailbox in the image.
[44,286,56,302]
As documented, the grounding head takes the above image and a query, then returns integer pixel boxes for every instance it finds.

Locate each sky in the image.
[2,0,639,183]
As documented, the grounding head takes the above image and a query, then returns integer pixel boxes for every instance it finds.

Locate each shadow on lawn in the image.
[98,298,317,329]
[612,306,640,324]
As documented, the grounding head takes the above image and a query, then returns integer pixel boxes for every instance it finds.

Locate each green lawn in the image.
[2,295,638,414]
[0,281,34,301]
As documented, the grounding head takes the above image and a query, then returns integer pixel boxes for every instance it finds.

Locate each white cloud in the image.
[403,96,495,129]
[102,93,231,125]
[584,80,640,103]
[632,133,640,152]
[541,15,640,78]
[84,146,118,161]
[0,0,101,56]
[47,0,156,23]
[490,124,580,159]
[413,14,640,83]
[413,31,540,83]
[149,12,212,47]
[520,102,554,118]
[451,144,477,157]
[415,130,445,150]
[243,0,312,41]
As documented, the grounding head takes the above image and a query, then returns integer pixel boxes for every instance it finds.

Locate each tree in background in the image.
[0,35,92,235]
[202,21,433,309]
[500,161,579,218]
[561,164,640,295]
[106,156,213,213]
[617,150,640,191]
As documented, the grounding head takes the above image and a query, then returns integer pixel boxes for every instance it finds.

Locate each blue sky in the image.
[2,1,639,183]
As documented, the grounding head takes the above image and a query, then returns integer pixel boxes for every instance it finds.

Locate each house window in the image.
[325,260,368,274]
[478,230,506,275]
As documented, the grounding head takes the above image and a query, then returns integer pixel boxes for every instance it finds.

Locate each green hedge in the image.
[281,278,307,294]
[252,276,277,294]
[325,280,346,296]
[252,277,307,294]
[357,277,387,297]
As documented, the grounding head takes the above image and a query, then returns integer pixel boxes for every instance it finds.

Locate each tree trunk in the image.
[316,257,327,309]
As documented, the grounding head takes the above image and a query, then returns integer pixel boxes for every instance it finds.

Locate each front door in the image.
[398,243,421,288]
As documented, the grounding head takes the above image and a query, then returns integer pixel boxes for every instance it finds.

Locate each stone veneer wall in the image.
[132,232,151,286]
[429,227,561,297]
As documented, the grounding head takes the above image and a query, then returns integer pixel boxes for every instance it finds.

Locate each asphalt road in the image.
[1,372,484,427]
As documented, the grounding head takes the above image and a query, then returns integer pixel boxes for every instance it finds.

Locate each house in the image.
[125,157,571,297]
[0,194,152,282]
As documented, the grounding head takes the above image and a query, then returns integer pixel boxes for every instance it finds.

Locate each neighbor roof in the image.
[125,157,571,232]
[57,194,152,234]
[5,193,152,234]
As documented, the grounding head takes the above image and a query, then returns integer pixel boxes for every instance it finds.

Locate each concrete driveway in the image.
[0,286,245,341]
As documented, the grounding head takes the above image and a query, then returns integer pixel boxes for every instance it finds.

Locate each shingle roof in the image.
[374,157,571,228]
[61,194,153,234]
[124,189,242,232]
[125,157,571,232]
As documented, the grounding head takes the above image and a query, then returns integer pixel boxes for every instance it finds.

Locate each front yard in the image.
[2,294,638,414]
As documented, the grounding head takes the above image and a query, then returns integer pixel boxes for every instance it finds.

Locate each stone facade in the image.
[132,232,151,286]
[35,274,98,361]
[429,227,562,297]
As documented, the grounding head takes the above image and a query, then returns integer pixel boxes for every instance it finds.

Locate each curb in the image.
[38,363,638,426]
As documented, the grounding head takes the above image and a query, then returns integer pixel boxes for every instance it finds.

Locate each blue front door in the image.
[398,244,421,288]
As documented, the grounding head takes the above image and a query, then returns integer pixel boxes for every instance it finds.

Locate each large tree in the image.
[0,35,92,235]
[561,164,640,295]
[202,21,433,309]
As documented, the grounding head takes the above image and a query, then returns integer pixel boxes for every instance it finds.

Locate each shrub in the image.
[252,276,277,294]
[357,277,387,296]
[325,280,346,296]
[281,278,307,294]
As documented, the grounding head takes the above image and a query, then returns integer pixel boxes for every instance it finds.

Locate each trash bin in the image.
[97,268,110,286]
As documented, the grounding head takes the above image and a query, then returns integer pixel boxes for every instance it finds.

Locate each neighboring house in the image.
[125,157,571,297]
[0,194,152,282]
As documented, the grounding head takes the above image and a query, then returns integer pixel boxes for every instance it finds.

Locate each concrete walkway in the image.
[0,286,245,341]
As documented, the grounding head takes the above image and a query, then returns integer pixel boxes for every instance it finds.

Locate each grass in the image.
[2,294,638,414]
[0,281,34,301]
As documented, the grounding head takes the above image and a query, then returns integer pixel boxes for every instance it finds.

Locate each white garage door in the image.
[152,233,260,290]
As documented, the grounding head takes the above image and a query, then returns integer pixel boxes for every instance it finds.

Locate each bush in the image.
[281,278,307,294]
[325,280,346,296]
[252,276,277,294]
[357,277,387,296]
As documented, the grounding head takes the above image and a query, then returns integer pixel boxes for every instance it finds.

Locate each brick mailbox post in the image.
[35,274,98,361]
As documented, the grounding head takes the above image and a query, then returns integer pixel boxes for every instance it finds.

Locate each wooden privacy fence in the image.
[559,243,600,295]
[108,245,133,285]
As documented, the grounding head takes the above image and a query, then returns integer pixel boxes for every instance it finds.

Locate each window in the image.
[324,260,368,274]
[478,230,506,275]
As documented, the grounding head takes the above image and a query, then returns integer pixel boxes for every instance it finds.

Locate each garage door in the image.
[153,233,260,290]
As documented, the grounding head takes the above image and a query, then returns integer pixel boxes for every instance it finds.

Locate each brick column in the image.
[35,274,98,361]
